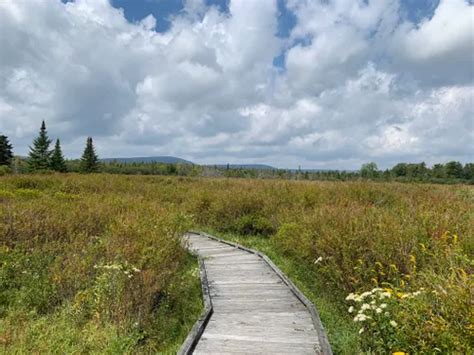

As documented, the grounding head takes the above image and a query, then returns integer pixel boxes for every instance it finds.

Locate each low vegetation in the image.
[0,174,201,353]
[190,179,472,354]
[1,174,472,353]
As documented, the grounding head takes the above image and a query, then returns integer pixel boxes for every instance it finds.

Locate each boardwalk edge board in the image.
[177,253,213,355]
[181,231,333,355]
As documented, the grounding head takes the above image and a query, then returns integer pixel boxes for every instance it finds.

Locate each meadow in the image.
[0,174,472,353]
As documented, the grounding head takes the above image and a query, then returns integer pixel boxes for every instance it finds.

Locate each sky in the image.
[0,0,472,169]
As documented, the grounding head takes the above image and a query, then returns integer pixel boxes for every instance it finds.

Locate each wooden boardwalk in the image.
[183,232,331,355]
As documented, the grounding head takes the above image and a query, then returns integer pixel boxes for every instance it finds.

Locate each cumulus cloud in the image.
[0,0,472,168]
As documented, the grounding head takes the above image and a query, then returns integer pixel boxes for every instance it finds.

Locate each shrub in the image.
[0,166,11,176]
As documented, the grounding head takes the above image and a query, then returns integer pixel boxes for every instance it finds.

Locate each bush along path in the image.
[180,232,332,354]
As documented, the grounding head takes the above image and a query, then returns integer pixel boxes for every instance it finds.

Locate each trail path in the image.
[183,232,331,355]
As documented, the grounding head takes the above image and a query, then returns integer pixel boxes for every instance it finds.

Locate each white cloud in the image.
[0,0,472,168]
[391,0,474,86]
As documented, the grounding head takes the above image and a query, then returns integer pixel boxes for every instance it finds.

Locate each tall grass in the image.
[0,174,202,353]
[184,179,472,353]
[1,174,472,353]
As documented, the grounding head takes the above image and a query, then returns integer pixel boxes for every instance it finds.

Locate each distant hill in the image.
[101,156,194,165]
[211,164,276,170]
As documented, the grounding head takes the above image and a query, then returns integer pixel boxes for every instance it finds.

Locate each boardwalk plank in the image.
[184,233,326,354]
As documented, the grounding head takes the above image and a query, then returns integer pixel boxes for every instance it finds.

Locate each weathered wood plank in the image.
[183,232,331,354]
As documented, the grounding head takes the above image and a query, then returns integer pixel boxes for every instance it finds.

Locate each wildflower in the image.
[354,314,371,322]
[348,306,354,313]
[346,293,356,301]
[360,291,372,299]
[359,328,364,334]
[361,303,371,311]
[380,303,387,309]
[392,352,407,355]
[132,267,141,273]
[314,256,323,264]
[390,320,398,327]
[375,307,382,314]
[384,311,390,317]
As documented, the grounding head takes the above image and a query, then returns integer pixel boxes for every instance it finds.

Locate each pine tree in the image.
[28,120,52,171]
[50,139,67,172]
[80,137,99,173]
[0,135,13,166]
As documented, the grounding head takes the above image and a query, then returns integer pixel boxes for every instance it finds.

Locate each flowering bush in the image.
[346,288,423,352]
[345,280,472,354]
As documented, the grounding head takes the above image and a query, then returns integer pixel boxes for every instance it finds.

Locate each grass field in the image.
[1,174,472,353]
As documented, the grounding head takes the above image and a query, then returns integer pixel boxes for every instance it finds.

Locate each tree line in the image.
[0,123,472,184]
[0,121,99,174]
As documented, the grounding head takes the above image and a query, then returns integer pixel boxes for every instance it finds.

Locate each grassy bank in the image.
[1,174,472,353]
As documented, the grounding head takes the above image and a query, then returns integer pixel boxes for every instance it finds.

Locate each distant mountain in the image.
[211,164,276,170]
[101,156,194,165]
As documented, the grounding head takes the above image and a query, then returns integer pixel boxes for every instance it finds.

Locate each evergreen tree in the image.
[80,137,99,173]
[0,135,13,166]
[50,139,67,172]
[28,120,52,171]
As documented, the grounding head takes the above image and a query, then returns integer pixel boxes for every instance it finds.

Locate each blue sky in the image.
[108,0,443,71]
[110,0,440,33]
[2,0,473,169]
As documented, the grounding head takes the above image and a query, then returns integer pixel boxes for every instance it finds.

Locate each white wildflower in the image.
[361,303,371,311]
[346,293,356,301]
[380,303,387,309]
[348,306,354,313]
[390,320,398,327]
[375,308,382,314]
[314,257,323,264]
[384,311,390,317]
[359,328,364,334]
[354,314,371,322]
